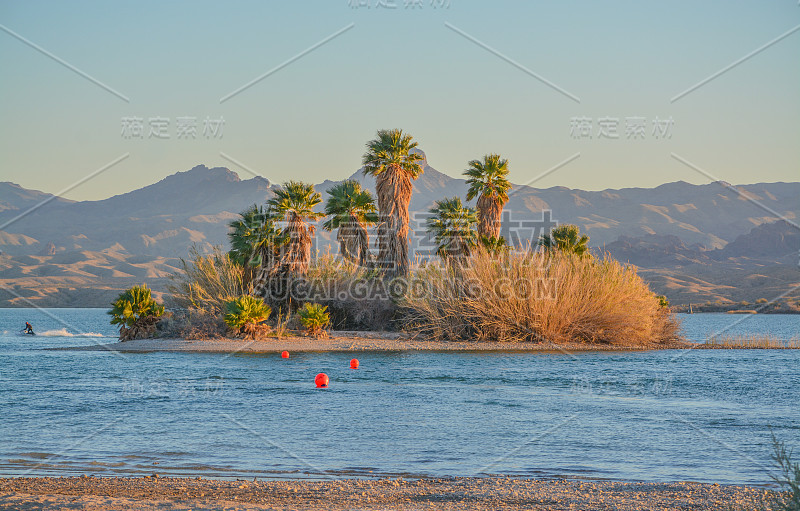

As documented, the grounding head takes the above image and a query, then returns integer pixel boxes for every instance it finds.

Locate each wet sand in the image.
[55,331,694,354]
[0,476,776,511]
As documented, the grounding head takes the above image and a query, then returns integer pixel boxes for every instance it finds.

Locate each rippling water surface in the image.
[1,308,798,484]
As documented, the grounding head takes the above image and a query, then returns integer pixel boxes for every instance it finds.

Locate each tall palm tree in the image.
[362,129,425,278]
[426,197,478,263]
[228,204,282,286]
[464,154,511,241]
[266,181,324,277]
[538,224,590,257]
[323,180,378,266]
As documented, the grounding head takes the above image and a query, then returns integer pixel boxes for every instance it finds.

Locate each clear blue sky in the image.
[1,0,798,200]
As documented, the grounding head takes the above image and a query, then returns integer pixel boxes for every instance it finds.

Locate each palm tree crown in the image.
[323,180,378,265]
[267,181,323,223]
[266,181,324,276]
[464,154,511,240]
[538,224,590,257]
[362,129,425,180]
[362,128,425,277]
[426,197,478,261]
[228,204,282,286]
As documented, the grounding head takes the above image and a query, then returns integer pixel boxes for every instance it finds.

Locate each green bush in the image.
[656,295,670,308]
[768,434,800,511]
[108,285,166,341]
[224,295,271,339]
[297,302,330,338]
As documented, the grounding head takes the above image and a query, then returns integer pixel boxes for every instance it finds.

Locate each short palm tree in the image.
[323,180,378,266]
[108,284,165,341]
[480,234,509,256]
[538,224,590,257]
[426,197,478,262]
[362,129,425,277]
[227,204,282,286]
[464,154,511,241]
[267,181,324,277]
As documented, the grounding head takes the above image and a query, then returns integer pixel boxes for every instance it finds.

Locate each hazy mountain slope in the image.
[0,159,797,307]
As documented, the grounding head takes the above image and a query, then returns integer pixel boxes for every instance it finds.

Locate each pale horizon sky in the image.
[1,0,798,200]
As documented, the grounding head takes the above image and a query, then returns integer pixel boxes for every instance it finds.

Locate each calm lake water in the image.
[1,309,798,485]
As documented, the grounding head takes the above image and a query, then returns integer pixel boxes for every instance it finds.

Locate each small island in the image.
[103,129,684,352]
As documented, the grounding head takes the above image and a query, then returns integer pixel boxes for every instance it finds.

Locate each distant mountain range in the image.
[0,153,798,307]
[604,220,800,268]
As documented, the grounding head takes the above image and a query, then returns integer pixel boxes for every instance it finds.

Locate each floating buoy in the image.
[315,373,329,388]
[350,358,359,369]
[281,351,289,359]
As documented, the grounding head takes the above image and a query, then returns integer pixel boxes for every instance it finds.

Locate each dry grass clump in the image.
[160,246,258,339]
[401,249,682,346]
[166,246,251,315]
[302,252,397,330]
[705,335,800,349]
[155,309,229,340]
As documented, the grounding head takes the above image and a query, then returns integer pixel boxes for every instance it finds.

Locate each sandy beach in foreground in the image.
[0,476,775,511]
[56,331,696,354]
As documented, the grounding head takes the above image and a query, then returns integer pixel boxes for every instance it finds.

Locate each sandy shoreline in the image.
[53,331,698,354]
[0,476,777,510]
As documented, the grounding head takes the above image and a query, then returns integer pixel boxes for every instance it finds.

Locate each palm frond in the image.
[426,196,478,260]
[539,224,591,257]
[464,154,511,238]
[362,129,425,179]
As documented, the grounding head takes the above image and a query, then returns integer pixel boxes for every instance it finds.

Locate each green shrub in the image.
[480,235,509,256]
[765,433,800,511]
[297,302,330,338]
[656,295,670,308]
[224,295,272,339]
[108,284,166,341]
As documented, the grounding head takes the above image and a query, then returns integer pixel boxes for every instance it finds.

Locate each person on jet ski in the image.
[24,322,34,334]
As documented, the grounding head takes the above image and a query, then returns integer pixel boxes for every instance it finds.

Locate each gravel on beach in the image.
[0,476,776,510]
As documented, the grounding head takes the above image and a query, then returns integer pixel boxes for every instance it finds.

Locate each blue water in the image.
[1,309,798,485]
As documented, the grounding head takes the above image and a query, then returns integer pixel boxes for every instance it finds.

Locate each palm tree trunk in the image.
[337,213,370,266]
[337,222,356,263]
[477,194,503,239]
[355,221,369,267]
[280,212,312,276]
[375,165,412,277]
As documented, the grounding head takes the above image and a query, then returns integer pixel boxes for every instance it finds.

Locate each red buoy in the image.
[315,373,329,388]
[281,351,289,359]
[350,358,359,369]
